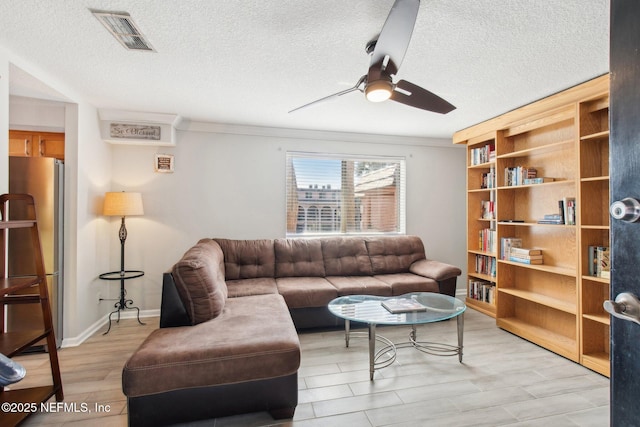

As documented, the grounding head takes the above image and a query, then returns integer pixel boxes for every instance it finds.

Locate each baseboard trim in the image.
[61,309,159,348]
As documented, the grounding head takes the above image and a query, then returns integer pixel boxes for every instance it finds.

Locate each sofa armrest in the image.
[160,272,192,328]
[409,259,462,282]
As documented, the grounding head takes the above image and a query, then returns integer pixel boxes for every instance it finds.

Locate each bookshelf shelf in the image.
[496,317,578,361]
[465,298,496,317]
[582,353,610,376]
[468,249,497,257]
[455,74,610,377]
[580,130,609,141]
[496,221,576,229]
[581,176,609,183]
[496,179,575,190]
[498,288,576,314]
[468,161,495,169]
[468,271,495,282]
[582,275,610,284]
[496,139,575,159]
[584,313,610,325]
[499,260,576,277]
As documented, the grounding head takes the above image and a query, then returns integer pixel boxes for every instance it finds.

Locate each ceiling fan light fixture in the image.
[365,80,393,102]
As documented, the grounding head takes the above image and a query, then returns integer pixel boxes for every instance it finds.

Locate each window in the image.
[286,152,406,236]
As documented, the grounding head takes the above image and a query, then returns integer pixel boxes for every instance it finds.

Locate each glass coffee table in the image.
[328,292,466,380]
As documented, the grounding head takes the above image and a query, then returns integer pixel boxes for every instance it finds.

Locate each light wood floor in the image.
[12,309,609,426]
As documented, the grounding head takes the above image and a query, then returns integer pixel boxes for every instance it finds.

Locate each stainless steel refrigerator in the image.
[8,156,64,348]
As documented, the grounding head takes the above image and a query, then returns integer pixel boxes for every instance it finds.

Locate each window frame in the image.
[285,151,407,237]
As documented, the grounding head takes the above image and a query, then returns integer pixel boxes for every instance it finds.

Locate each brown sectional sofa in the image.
[122,235,461,426]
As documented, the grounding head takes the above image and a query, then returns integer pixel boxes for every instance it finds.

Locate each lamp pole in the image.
[119,216,127,273]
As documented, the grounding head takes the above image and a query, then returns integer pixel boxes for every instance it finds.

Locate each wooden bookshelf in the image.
[0,194,64,426]
[465,132,497,315]
[454,74,611,377]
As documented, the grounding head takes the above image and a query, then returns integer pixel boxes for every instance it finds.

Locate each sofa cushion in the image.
[274,238,325,277]
[374,273,440,295]
[325,276,392,296]
[409,259,462,281]
[276,277,338,308]
[321,237,372,276]
[226,277,278,298]
[123,294,300,398]
[214,238,275,280]
[366,236,426,274]
[171,239,228,325]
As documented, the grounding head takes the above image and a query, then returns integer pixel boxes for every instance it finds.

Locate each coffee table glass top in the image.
[328,292,466,325]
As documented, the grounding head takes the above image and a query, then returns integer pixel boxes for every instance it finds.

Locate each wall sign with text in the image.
[154,154,174,173]
[110,123,161,140]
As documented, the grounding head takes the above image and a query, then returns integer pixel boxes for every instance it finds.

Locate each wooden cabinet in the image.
[454,74,610,376]
[8,130,64,161]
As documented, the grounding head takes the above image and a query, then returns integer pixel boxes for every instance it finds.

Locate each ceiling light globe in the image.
[365,80,393,102]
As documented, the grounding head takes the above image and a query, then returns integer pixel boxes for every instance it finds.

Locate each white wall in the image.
[59,102,113,343]
[0,49,8,194]
[9,96,65,132]
[0,52,113,345]
[109,125,467,310]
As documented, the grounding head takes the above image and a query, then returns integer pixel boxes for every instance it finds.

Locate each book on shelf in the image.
[509,256,544,265]
[504,166,537,186]
[470,143,495,166]
[509,247,542,256]
[537,219,564,224]
[500,237,522,260]
[479,228,497,253]
[588,246,610,278]
[480,167,496,189]
[559,197,576,225]
[543,214,563,220]
[475,254,497,277]
[537,213,563,224]
[481,200,495,219]
[381,298,427,314]
[523,177,555,185]
[468,279,495,304]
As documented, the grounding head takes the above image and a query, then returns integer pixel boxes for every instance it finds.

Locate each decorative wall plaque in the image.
[154,154,174,173]
[110,123,161,140]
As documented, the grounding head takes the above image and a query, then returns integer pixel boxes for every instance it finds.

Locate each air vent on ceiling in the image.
[91,10,155,52]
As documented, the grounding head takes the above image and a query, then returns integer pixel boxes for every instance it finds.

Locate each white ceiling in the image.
[0,0,609,139]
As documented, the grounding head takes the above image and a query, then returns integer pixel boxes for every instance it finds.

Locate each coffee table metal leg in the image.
[345,319,350,348]
[369,323,376,380]
[457,313,464,362]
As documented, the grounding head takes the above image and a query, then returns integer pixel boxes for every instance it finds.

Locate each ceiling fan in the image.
[289,0,455,114]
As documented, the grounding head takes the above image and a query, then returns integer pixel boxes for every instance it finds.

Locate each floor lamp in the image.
[101,191,145,334]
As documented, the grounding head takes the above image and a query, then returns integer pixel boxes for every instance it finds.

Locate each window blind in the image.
[286,152,406,236]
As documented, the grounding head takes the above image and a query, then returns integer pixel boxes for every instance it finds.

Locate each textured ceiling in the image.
[0,0,609,139]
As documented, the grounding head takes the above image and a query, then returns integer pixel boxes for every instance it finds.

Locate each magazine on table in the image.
[381,298,427,314]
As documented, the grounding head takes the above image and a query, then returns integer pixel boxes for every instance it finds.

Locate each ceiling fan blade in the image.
[391,79,456,114]
[289,76,365,113]
[369,0,420,78]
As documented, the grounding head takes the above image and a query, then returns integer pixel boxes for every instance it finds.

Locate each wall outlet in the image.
[97,292,102,305]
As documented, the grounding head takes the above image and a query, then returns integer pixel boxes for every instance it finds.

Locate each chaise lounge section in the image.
[122,235,461,426]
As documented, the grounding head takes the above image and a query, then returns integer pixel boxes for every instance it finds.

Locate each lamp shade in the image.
[103,192,144,217]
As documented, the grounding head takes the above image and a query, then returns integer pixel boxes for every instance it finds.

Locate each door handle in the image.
[610,198,640,223]
[604,292,640,325]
